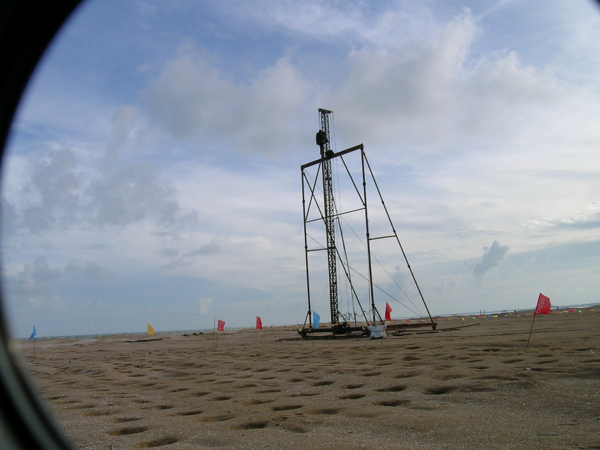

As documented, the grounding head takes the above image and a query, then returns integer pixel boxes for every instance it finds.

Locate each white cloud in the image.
[105,105,141,164]
[13,256,60,295]
[18,149,82,232]
[161,238,223,269]
[198,297,212,316]
[222,0,436,48]
[473,240,509,283]
[4,147,197,234]
[330,9,476,146]
[141,47,313,155]
[85,162,190,227]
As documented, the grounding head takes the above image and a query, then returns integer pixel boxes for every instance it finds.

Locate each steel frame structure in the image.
[300,109,435,337]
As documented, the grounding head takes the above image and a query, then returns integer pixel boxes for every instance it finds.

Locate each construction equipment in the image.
[299,109,436,338]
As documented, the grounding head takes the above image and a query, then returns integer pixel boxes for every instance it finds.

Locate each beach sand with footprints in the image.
[18,307,600,450]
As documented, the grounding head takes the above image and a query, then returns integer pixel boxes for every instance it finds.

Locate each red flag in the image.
[217,320,225,331]
[534,293,551,316]
[385,302,393,322]
[256,316,263,330]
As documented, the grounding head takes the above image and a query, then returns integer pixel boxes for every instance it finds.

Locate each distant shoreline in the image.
[15,303,600,341]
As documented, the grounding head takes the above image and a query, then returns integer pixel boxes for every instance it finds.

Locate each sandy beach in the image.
[17,308,600,450]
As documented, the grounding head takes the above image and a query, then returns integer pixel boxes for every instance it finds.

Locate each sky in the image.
[2,0,600,338]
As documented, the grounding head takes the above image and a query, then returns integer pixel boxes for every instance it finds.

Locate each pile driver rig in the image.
[299,109,435,338]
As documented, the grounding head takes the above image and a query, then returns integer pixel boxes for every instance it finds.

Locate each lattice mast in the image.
[315,108,339,326]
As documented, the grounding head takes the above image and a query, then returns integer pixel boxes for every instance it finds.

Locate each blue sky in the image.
[2,0,600,338]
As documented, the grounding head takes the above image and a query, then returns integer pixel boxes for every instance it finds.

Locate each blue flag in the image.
[29,326,37,340]
[313,311,320,329]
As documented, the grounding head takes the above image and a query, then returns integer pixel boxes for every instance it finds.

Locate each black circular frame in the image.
[1,2,82,449]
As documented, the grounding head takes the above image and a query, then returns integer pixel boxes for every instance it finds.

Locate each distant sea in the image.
[16,328,216,342]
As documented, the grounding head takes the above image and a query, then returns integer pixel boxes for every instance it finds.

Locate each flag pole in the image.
[528,293,551,347]
[527,313,537,347]
[213,316,217,348]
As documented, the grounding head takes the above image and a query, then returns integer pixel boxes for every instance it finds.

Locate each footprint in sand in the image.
[235,383,258,388]
[154,405,173,410]
[167,388,189,393]
[422,386,454,395]
[174,409,203,416]
[137,437,178,448]
[311,380,335,386]
[395,372,420,379]
[232,421,270,430]
[362,371,382,377]
[343,383,364,389]
[66,404,96,410]
[190,391,209,397]
[246,399,274,405]
[374,399,410,407]
[84,409,118,417]
[255,389,281,394]
[198,414,235,423]
[438,373,465,381]
[107,425,148,436]
[376,385,406,392]
[208,396,231,401]
[281,423,310,433]
[113,417,141,423]
[271,404,303,411]
[307,408,342,415]
[339,393,366,400]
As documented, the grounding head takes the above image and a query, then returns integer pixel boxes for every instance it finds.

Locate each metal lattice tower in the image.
[316,108,339,325]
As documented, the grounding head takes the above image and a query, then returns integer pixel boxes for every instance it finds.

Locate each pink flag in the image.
[256,316,263,330]
[385,302,393,322]
[217,320,225,331]
[534,293,551,316]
